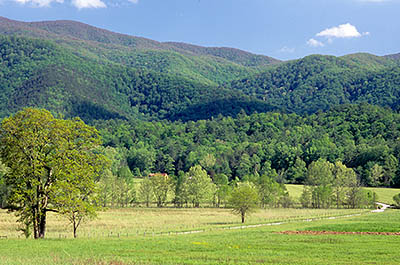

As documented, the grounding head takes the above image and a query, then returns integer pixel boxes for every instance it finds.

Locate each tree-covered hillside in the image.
[0,35,274,122]
[1,17,400,124]
[94,103,400,188]
[230,54,400,114]
[0,17,278,86]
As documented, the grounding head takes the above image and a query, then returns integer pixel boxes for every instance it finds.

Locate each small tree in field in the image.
[229,182,259,223]
[55,180,99,238]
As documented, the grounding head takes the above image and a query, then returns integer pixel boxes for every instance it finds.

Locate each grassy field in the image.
[0,208,399,264]
[364,187,400,204]
[0,207,367,239]
[286,184,400,204]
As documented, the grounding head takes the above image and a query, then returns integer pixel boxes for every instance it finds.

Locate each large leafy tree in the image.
[0,108,106,239]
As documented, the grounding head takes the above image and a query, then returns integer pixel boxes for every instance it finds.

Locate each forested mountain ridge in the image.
[230,54,400,114]
[0,17,400,122]
[385,52,400,61]
[0,35,274,121]
[0,17,278,86]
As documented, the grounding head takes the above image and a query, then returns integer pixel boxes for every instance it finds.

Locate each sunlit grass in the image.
[364,187,400,204]
[0,207,367,239]
[0,210,399,264]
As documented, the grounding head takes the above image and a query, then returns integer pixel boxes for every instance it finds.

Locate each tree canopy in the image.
[229,182,259,223]
[0,108,106,239]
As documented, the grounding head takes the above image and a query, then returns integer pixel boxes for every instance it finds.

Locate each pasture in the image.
[1,207,399,264]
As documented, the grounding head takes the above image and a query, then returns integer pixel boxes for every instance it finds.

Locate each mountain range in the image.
[0,16,399,122]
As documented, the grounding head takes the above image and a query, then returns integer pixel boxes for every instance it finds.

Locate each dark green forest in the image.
[95,104,400,188]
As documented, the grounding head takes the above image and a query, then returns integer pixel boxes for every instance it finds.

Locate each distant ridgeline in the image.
[0,17,399,122]
[1,17,400,187]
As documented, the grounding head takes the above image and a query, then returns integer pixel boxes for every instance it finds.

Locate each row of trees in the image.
[301,160,376,209]
[96,164,290,210]
[96,161,375,212]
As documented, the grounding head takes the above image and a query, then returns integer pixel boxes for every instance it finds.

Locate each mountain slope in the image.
[230,54,400,114]
[0,35,273,122]
[0,17,279,86]
[1,17,400,122]
[385,52,400,61]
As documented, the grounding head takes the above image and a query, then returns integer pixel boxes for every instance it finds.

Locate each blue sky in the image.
[0,0,399,60]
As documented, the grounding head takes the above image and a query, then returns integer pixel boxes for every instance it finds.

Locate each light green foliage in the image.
[98,169,113,207]
[118,165,133,180]
[383,154,398,187]
[0,161,9,208]
[302,160,376,209]
[0,108,106,239]
[182,165,215,207]
[213,174,231,207]
[55,179,99,238]
[150,173,173,207]
[257,173,286,208]
[229,182,259,223]
[369,163,384,187]
[300,186,312,208]
[306,159,334,208]
[138,177,153,207]
[199,153,216,176]
[333,161,356,208]
[97,169,136,208]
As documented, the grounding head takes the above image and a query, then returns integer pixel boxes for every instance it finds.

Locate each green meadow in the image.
[1,207,399,264]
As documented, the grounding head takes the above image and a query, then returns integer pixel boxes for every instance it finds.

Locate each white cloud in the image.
[14,0,63,7]
[307,38,324,47]
[279,46,295,53]
[71,0,106,8]
[128,0,138,3]
[317,23,363,39]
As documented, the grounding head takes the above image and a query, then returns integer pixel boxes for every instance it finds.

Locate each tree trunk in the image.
[33,219,39,239]
[241,212,245,223]
[38,211,46,238]
[73,218,77,238]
